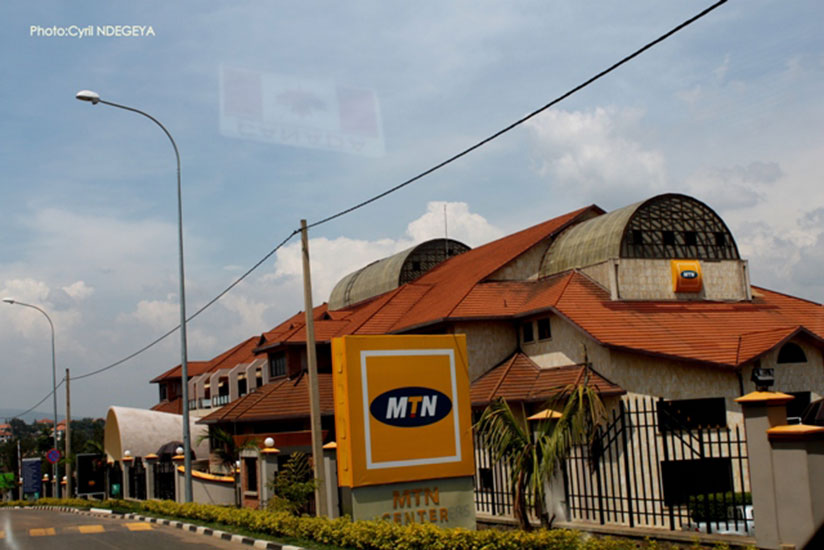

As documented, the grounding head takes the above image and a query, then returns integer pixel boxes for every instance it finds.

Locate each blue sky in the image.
[1,1,822,418]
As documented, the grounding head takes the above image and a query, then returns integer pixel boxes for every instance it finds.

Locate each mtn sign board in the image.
[332,335,474,488]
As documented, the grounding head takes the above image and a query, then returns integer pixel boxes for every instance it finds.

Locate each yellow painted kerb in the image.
[175,466,235,483]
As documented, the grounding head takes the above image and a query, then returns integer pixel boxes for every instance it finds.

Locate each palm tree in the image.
[475,375,607,530]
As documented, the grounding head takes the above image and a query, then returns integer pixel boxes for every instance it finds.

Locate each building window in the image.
[244,457,258,493]
[256,368,262,387]
[238,377,247,396]
[159,384,167,402]
[269,352,286,378]
[684,230,697,246]
[662,230,675,246]
[537,318,551,340]
[522,322,534,343]
[631,229,643,245]
[658,397,727,431]
[787,391,811,421]
[777,342,807,364]
[478,467,494,491]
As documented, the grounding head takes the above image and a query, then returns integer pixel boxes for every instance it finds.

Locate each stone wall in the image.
[579,259,750,302]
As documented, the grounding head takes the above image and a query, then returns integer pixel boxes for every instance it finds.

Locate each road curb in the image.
[22,505,305,550]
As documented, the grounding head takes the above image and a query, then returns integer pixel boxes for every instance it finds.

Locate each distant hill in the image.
[0,409,63,424]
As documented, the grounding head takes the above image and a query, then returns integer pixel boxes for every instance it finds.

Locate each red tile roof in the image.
[151,336,259,383]
[198,373,335,424]
[151,397,183,415]
[551,274,823,367]
[470,352,624,406]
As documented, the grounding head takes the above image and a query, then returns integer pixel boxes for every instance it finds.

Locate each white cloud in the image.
[406,201,503,246]
[63,281,94,301]
[525,107,667,203]
[684,161,782,211]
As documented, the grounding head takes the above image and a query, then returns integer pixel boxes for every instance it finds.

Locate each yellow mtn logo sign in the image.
[370,387,452,427]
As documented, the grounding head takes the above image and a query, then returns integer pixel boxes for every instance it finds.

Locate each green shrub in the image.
[688,491,751,522]
[0,497,720,550]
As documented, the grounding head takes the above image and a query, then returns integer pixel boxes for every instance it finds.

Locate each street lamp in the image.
[2,297,60,498]
[75,89,194,502]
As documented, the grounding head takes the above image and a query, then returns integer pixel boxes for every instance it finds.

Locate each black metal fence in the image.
[154,457,176,501]
[473,430,516,518]
[129,458,147,500]
[563,396,751,533]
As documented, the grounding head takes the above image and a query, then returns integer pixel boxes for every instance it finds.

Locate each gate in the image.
[108,462,123,499]
[129,458,147,500]
[154,456,176,501]
[473,430,517,518]
[563,396,751,533]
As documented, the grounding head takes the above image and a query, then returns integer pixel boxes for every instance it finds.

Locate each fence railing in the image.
[563,396,751,534]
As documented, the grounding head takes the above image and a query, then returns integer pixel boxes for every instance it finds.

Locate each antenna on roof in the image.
[444,204,449,257]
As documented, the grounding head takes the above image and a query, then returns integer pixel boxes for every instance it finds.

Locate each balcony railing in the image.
[212,394,230,407]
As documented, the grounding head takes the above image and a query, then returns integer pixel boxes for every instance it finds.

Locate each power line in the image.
[71,229,299,381]
[306,0,729,230]
[14,0,728,412]
[14,378,65,419]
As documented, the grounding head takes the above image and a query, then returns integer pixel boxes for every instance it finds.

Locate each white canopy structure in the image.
[104,406,209,461]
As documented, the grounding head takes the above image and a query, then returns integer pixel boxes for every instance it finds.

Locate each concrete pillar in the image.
[323,442,340,518]
[258,357,271,386]
[767,425,824,549]
[172,454,185,503]
[736,391,809,550]
[259,446,280,508]
[121,457,133,499]
[228,363,246,401]
[145,454,158,500]
[245,363,259,392]
[187,376,199,410]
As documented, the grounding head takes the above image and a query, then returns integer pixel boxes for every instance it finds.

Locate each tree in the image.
[475,376,606,530]
[266,451,316,515]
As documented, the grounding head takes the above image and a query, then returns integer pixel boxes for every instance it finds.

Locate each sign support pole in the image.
[301,219,328,517]
[65,368,72,498]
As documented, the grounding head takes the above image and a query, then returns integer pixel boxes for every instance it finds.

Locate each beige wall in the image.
[740,338,824,399]
[523,314,601,368]
[487,240,551,281]
[451,321,518,381]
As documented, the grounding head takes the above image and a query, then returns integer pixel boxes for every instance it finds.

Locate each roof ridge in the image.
[348,286,406,334]
[487,353,521,403]
[752,285,823,307]
[737,325,800,337]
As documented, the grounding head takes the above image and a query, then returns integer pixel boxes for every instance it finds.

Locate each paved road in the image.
[0,508,249,550]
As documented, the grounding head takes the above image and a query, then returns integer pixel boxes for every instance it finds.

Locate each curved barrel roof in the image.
[328,238,469,310]
[540,193,739,277]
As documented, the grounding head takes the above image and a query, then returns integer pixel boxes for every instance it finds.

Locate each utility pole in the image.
[17,439,21,500]
[300,219,327,517]
[65,368,72,499]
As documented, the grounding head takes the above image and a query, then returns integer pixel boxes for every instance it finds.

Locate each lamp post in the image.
[2,298,60,498]
[75,89,193,502]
